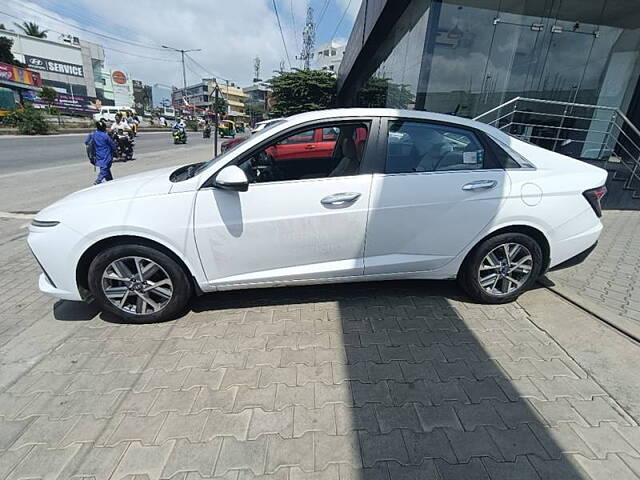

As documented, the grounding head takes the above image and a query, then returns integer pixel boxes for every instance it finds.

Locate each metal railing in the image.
[474,97,640,196]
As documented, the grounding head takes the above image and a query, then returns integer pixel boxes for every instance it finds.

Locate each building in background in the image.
[151,84,173,108]
[2,27,103,99]
[172,78,249,122]
[132,80,153,115]
[315,41,345,73]
[338,0,640,125]
[243,82,271,124]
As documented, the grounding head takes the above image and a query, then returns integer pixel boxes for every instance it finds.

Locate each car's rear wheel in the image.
[88,244,193,323]
[459,232,543,304]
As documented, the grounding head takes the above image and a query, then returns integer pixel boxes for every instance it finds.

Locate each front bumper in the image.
[38,273,82,301]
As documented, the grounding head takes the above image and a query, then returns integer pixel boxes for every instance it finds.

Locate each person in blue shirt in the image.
[85,120,117,184]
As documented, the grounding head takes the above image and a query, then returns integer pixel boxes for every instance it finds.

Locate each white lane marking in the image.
[0,211,36,219]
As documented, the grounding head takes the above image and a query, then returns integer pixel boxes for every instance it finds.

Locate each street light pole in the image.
[162,45,202,115]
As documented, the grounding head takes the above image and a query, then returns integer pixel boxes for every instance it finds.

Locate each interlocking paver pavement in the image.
[1,216,640,479]
[548,210,640,327]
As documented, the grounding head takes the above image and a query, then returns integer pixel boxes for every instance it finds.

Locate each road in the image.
[0,131,218,174]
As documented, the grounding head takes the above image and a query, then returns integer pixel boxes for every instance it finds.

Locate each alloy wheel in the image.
[101,256,173,315]
[477,242,533,296]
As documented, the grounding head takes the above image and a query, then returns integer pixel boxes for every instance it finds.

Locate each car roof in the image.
[284,108,508,141]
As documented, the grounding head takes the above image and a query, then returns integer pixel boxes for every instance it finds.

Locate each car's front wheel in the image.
[459,232,543,304]
[88,244,193,323]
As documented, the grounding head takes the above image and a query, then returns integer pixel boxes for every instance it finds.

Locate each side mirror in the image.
[214,165,249,192]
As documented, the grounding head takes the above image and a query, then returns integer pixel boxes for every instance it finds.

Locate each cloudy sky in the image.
[0,0,361,87]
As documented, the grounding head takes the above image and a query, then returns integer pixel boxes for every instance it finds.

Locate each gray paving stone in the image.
[314,432,362,470]
[352,381,393,407]
[5,443,83,480]
[106,413,167,446]
[487,424,550,461]
[481,456,541,480]
[258,366,297,387]
[249,407,294,439]
[110,441,175,479]
[415,405,462,432]
[150,389,199,415]
[215,436,268,476]
[192,387,237,413]
[455,402,506,431]
[297,364,333,385]
[11,415,77,449]
[112,390,160,416]
[527,455,586,480]
[315,383,353,408]
[332,362,368,383]
[359,430,409,467]
[246,350,282,369]
[233,385,277,412]
[0,416,32,449]
[398,361,439,383]
[293,405,335,437]
[280,348,315,367]
[203,410,252,440]
[375,405,421,433]
[427,380,470,405]
[182,368,225,390]
[388,380,430,406]
[529,399,588,426]
[161,438,222,479]
[157,411,208,443]
[275,384,315,410]
[445,428,502,462]
[59,442,128,480]
[59,415,113,447]
[435,458,489,480]
[569,397,632,426]
[290,464,339,480]
[573,453,640,480]
[403,429,457,464]
[335,404,379,434]
[573,423,640,459]
[387,461,440,480]
[221,368,261,389]
[265,433,314,473]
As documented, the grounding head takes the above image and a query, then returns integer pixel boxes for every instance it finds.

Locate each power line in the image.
[184,53,230,83]
[0,11,177,62]
[272,0,291,69]
[329,0,352,44]
[290,0,298,52]
[316,0,331,28]
[13,1,167,51]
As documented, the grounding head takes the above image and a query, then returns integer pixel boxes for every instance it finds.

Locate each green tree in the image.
[13,21,48,38]
[6,104,50,134]
[269,69,336,117]
[211,95,227,116]
[0,23,6,30]
[0,36,24,66]
[39,86,57,112]
[357,76,414,109]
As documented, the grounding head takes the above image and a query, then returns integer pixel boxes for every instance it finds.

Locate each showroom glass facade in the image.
[346,0,640,121]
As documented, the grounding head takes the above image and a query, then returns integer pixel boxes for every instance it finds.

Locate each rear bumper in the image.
[549,242,598,272]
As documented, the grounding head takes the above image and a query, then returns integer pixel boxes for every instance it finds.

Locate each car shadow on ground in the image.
[192,279,584,478]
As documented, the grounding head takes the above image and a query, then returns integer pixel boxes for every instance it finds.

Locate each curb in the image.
[539,276,640,342]
[0,128,174,136]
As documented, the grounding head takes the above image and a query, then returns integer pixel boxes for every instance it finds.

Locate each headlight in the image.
[31,219,60,227]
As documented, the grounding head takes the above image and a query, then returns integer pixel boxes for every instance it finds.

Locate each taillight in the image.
[583,185,607,217]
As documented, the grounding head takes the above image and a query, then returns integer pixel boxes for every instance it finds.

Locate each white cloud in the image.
[1,0,315,87]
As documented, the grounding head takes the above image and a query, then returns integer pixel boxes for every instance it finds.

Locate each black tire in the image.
[88,244,193,323]
[458,232,543,304]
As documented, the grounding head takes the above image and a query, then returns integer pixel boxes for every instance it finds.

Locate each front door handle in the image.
[321,192,361,206]
[462,180,498,191]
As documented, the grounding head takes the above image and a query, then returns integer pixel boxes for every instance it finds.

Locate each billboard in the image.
[24,55,84,78]
[0,62,42,87]
[21,90,99,116]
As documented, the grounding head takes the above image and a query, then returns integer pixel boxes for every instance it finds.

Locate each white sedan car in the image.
[29,108,607,323]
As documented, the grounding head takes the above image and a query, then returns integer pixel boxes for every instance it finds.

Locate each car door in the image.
[268,129,315,162]
[193,119,376,289]
[364,118,511,275]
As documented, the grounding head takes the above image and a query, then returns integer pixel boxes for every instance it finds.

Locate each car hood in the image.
[36,166,177,221]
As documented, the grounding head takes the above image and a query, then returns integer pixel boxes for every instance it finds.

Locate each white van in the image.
[93,106,135,124]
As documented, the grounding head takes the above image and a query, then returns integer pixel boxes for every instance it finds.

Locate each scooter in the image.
[202,125,211,138]
[173,126,187,144]
[111,129,134,161]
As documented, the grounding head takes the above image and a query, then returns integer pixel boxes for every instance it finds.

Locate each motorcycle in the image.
[202,125,211,138]
[173,126,187,144]
[111,129,134,161]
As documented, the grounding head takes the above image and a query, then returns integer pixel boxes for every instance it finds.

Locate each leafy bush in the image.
[186,119,199,131]
[6,104,50,134]
[269,69,336,117]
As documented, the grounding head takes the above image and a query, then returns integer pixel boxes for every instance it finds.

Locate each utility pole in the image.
[253,57,262,83]
[213,83,219,156]
[297,6,315,69]
[161,45,202,115]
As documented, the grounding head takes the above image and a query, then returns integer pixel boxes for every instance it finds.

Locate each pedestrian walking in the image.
[85,120,117,185]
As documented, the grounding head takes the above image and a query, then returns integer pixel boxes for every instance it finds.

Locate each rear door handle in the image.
[321,192,361,206]
[462,180,498,191]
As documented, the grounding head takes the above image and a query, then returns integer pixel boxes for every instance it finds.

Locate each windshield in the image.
[189,119,288,177]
